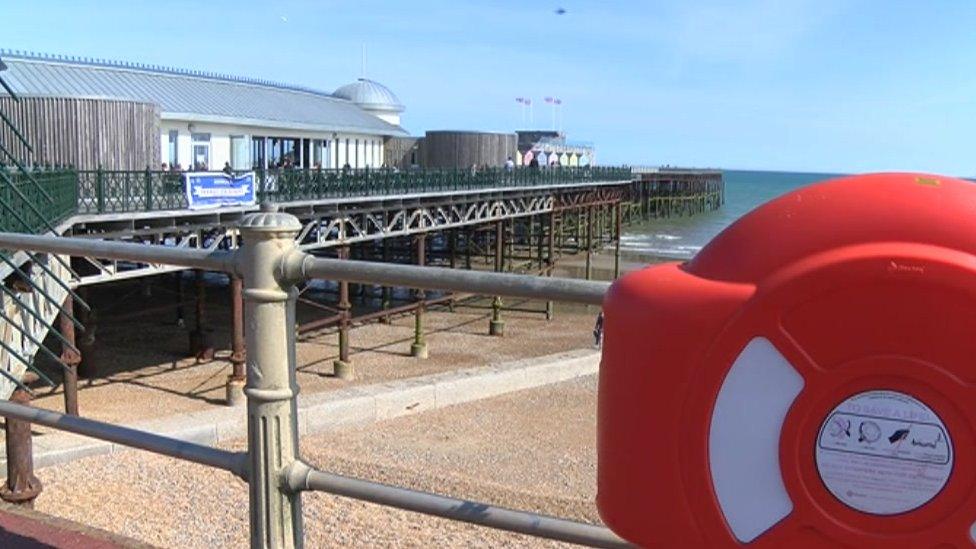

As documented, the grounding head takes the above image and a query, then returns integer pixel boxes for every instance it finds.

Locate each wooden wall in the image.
[0,96,160,170]
[423,131,517,169]
[384,136,423,170]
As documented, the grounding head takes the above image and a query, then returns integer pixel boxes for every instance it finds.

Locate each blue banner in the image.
[184,172,257,210]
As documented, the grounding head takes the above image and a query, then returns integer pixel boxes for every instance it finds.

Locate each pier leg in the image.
[546,211,555,320]
[614,202,622,279]
[448,230,457,312]
[189,269,214,361]
[334,246,354,378]
[1,388,41,508]
[464,228,472,270]
[76,287,97,379]
[59,297,81,415]
[490,221,505,336]
[226,275,246,405]
[380,238,391,323]
[175,272,185,328]
[410,235,428,358]
[585,206,594,280]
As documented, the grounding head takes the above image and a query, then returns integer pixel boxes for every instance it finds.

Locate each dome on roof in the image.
[334,78,404,113]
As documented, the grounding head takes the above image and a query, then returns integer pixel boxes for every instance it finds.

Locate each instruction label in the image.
[815,390,952,515]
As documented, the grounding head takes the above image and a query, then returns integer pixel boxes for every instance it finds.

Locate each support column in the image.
[614,201,623,280]
[238,207,304,548]
[490,221,505,336]
[464,228,472,270]
[585,206,594,280]
[546,211,556,320]
[189,269,214,361]
[380,237,391,323]
[448,230,458,312]
[1,388,41,508]
[334,246,354,378]
[77,286,96,379]
[226,275,246,405]
[410,234,428,358]
[175,272,185,328]
[59,297,81,415]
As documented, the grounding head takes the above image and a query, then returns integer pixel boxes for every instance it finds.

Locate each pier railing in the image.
[75,165,634,214]
[0,210,629,548]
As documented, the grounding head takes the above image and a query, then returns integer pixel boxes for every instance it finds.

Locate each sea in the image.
[620,169,844,261]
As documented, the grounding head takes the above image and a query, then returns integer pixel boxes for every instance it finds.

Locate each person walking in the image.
[593,312,605,348]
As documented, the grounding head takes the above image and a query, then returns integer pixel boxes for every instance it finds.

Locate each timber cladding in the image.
[0,96,160,170]
[423,131,517,169]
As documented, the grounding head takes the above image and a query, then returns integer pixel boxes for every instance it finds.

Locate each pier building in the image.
[0,51,407,171]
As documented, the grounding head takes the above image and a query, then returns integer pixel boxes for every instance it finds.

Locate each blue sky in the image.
[4,1,976,174]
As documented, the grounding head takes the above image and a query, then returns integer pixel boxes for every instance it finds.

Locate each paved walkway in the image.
[0,501,148,548]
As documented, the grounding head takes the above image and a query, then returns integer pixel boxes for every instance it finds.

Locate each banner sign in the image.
[184,172,257,210]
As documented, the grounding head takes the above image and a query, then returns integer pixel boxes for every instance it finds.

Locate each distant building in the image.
[385,130,598,170]
[0,51,407,170]
[516,130,595,168]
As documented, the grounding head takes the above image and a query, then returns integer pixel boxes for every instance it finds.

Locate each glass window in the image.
[251,136,266,169]
[230,135,250,170]
[167,130,178,166]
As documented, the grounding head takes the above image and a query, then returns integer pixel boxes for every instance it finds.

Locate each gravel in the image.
[34,376,602,548]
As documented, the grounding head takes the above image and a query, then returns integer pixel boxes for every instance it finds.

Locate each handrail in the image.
[0,399,247,478]
[285,461,629,548]
[0,209,626,548]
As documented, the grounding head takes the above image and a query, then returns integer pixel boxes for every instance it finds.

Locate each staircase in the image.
[0,253,76,398]
[0,55,85,399]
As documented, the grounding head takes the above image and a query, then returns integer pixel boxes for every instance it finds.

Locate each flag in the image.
[525,98,532,105]
[516,97,524,104]
[554,98,562,105]
[545,97,554,103]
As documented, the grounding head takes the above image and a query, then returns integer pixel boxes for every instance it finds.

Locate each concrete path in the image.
[7,348,599,470]
[0,501,150,548]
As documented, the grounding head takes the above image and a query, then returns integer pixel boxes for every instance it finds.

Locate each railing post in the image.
[1,387,41,508]
[95,165,105,213]
[144,166,153,211]
[237,204,304,549]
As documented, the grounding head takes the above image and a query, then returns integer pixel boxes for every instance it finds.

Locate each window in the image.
[355,139,360,168]
[345,138,350,167]
[251,136,266,169]
[167,130,178,166]
[230,135,250,170]
[191,133,211,170]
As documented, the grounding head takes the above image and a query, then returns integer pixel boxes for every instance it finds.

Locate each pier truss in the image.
[63,181,629,286]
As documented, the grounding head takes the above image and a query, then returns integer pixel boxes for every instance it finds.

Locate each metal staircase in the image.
[0,55,87,399]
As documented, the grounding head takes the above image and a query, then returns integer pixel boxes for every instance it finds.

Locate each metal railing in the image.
[0,206,628,548]
[75,165,633,214]
[0,169,78,233]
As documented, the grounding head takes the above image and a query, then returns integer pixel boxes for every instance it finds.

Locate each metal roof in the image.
[333,78,404,113]
[0,51,407,136]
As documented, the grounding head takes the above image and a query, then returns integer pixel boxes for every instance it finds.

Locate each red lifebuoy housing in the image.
[598,173,976,547]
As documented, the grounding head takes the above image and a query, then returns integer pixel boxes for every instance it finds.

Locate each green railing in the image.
[76,166,633,215]
[0,168,78,233]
